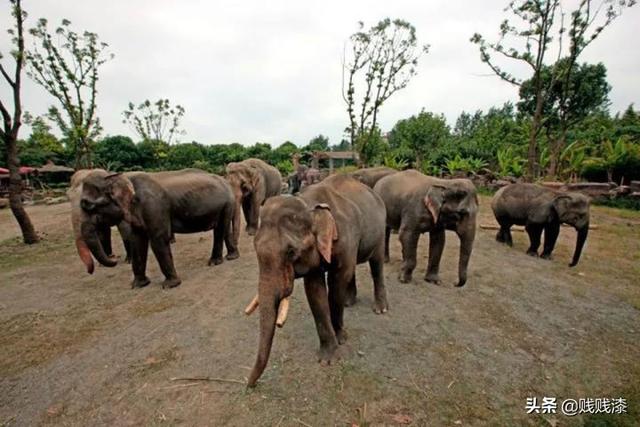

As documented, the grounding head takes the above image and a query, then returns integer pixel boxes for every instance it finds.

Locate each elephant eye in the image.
[286,246,297,261]
[80,198,96,212]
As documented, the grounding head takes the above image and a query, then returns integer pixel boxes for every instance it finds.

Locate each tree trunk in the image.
[548,127,567,178]
[527,94,545,181]
[5,133,38,244]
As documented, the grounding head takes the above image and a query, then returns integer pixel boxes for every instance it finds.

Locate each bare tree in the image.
[0,0,38,244]
[27,18,113,168]
[342,19,428,161]
[122,99,185,144]
[471,0,635,179]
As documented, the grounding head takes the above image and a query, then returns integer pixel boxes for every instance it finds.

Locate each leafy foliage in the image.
[27,18,113,168]
[122,99,185,144]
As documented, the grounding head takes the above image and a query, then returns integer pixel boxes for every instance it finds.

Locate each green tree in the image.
[0,0,39,243]
[27,18,113,168]
[471,0,635,179]
[94,135,141,171]
[304,134,329,152]
[342,18,428,155]
[518,61,610,175]
[137,138,170,170]
[18,114,63,166]
[165,142,205,170]
[122,99,185,144]
[388,110,450,167]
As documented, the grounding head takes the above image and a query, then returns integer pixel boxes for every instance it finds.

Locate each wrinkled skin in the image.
[74,168,238,289]
[491,183,590,267]
[350,166,398,189]
[225,158,282,244]
[248,175,388,387]
[374,170,478,287]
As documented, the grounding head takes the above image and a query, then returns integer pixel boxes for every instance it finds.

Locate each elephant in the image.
[288,165,323,194]
[225,158,282,244]
[72,168,238,288]
[350,166,398,188]
[491,183,590,266]
[373,169,478,287]
[245,174,388,387]
[68,169,135,272]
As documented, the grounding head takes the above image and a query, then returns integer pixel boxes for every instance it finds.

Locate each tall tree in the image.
[518,60,610,175]
[0,0,38,244]
[27,18,113,168]
[342,19,428,159]
[122,99,185,144]
[471,0,634,179]
[388,110,450,167]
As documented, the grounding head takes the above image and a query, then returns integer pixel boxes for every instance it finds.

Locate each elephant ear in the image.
[552,194,573,220]
[423,185,445,224]
[106,173,141,227]
[312,203,338,263]
[250,167,267,203]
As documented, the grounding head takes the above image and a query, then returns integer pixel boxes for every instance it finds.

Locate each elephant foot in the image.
[246,227,257,236]
[399,272,412,284]
[344,292,357,307]
[526,249,539,257]
[455,278,467,287]
[131,276,151,289]
[318,343,339,365]
[384,254,390,263]
[208,257,224,266]
[225,251,240,261]
[540,253,552,260]
[336,329,348,345]
[161,277,182,289]
[424,274,441,285]
[372,299,388,314]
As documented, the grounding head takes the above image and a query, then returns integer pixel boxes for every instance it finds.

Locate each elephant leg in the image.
[150,237,181,289]
[208,220,225,266]
[525,224,543,256]
[369,243,388,314]
[130,232,151,289]
[425,228,445,285]
[344,274,357,307]
[241,196,254,234]
[224,204,240,260]
[304,271,339,364]
[384,226,391,263]
[496,218,513,246]
[541,221,560,259]
[399,225,420,283]
[328,267,353,345]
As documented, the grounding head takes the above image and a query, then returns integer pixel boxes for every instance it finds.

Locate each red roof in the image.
[0,166,36,174]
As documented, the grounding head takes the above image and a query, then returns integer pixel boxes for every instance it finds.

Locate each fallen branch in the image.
[480,223,598,231]
[170,376,244,385]
[294,418,313,427]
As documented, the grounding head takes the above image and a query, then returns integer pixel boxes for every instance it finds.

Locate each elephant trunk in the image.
[232,190,242,246]
[81,220,118,268]
[247,284,279,387]
[569,223,589,267]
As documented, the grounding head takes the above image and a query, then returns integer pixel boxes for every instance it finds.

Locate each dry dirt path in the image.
[1,197,639,426]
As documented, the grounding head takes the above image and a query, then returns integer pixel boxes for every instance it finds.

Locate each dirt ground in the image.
[1,196,639,426]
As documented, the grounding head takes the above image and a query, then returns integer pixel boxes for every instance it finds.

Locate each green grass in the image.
[0,233,74,272]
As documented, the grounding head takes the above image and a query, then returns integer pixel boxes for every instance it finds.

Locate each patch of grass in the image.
[0,233,74,272]
[0,306,106,376]
[592,197,640,211]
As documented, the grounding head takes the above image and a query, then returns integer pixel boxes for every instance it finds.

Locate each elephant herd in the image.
[68,160,591,387]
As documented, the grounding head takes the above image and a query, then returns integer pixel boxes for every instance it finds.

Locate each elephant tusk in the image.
[244,294,259,315]
[276,297,290,328]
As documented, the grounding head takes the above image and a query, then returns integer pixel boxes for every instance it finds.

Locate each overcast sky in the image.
[1,0,638,147]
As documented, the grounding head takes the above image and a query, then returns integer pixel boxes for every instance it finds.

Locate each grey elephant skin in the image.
[225,158,282,245]
[71,168,238,289]
[491,183,590,266]
[374,169,478,287]
[350,166,398,188]
[247,174,389,387]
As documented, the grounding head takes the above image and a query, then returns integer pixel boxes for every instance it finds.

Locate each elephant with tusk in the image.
[491,183,591,266]
[246,174,389,387]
